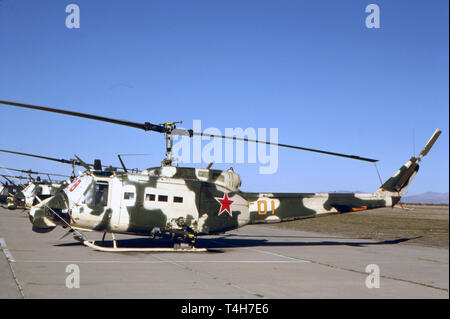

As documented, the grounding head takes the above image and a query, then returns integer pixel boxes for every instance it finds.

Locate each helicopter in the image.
[0,179,8,202]
[0,149,134,211]
[0,165,73,209]
[0,166,71,209]
[0,149,125,178]
[0,174,27,208]
[0,100,442,252]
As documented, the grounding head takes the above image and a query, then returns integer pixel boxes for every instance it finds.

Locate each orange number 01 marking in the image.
[257,200,275,215]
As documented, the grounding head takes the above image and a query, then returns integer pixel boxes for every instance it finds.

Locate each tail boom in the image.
[243,191,396,225]
[243,129,441,225]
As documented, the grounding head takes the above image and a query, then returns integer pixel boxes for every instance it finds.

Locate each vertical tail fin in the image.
[377,129,441,196]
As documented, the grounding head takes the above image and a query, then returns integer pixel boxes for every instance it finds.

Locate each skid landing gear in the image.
[81,233,207,252]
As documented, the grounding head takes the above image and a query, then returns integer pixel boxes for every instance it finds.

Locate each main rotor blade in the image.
[1,100,377,162]
[0,149,81,165]
[177,131,378,163]
[0,167,38,175]
[1,174,28,182]
[0,100,166,133]
[0,167,70,178]
[0,149,122,172]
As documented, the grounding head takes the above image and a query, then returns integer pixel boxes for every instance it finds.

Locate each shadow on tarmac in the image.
[54,234,420,252]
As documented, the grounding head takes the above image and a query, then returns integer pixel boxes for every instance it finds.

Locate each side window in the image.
[158,195,168,202]
[96,183,109,206]
[173,196,183,203]
[198,171,208,177]
[143,189,188,207]
[122,185,136,206]
[124,192,135,200]
[212,172,220,179]
[85,182,109,207]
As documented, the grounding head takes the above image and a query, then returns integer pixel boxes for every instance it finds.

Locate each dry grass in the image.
[269,205,449,249]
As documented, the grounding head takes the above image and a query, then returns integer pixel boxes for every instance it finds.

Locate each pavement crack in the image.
[303,258,449,293]
[0,238,25,299]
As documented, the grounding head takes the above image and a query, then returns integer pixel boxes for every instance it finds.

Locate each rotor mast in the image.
[161,121,183,166]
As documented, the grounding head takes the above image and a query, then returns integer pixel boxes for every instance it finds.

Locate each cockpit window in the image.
[84,182,109,207]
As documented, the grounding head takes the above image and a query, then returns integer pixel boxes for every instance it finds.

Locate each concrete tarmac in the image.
[0,207,448,299]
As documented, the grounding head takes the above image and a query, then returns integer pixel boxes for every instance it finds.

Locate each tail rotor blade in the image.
[419,129,441,160]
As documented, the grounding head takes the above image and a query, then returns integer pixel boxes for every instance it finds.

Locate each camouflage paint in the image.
[27,148,435,239]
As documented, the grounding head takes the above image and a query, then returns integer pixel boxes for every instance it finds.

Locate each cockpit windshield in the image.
[84,181,109,207]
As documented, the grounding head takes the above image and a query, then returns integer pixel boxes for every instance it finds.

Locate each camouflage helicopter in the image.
[0,179,8,202]
[0,149,129,209]
[0,149,124,179]
[0,166,71,209]
[0,100,442,252]
[0,174,27,208]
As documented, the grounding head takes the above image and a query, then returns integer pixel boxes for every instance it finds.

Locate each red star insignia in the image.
[216,193,234,217]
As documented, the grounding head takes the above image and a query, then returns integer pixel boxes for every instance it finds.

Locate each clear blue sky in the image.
[0,0,448,195]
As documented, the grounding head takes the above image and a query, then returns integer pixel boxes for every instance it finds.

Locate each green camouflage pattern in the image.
[27,129,441,242]
[28,155,419,240]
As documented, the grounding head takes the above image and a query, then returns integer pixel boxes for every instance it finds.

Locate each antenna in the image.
[374,163,383,187]
[117,154,151,173]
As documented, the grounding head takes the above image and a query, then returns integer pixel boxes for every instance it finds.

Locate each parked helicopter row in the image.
[0,99,442,252]
[0,149,125,210]
[0,165,70,210]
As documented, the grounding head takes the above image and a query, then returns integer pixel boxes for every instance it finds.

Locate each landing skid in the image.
[74,233,207,253]
[77,232,207,252]
[82,240,207,252]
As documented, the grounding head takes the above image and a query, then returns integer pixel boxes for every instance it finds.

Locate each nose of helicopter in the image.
[28,192,69,233]
[29,203,57,233]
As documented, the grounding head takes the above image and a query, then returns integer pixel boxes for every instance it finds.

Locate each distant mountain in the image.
[401,192,449,204]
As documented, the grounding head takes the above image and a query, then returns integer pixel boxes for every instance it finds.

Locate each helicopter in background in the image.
[0,100,442,252]
[0,149,124,178]
[0,166,70,209]
[0,149,131,210]
[0,174,27,208]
